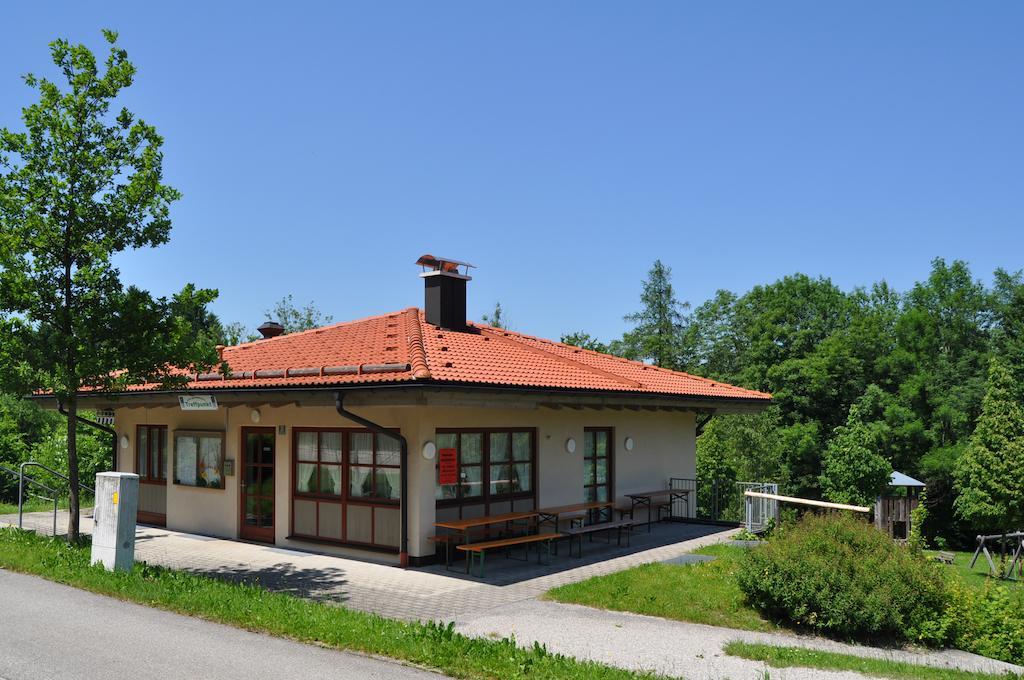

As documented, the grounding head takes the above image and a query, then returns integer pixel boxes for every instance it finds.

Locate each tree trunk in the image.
[66,393,80,543]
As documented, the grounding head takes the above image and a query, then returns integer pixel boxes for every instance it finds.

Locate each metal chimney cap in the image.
[257,321,285,339]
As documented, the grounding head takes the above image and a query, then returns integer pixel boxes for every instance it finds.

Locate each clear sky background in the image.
[2,3,1022,342]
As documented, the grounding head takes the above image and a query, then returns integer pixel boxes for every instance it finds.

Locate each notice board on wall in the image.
[438,448,458,485]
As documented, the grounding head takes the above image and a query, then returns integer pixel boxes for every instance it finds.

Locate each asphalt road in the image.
[0,569,444,680]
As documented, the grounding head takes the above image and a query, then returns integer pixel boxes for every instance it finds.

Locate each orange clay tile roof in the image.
[120,308,771,401]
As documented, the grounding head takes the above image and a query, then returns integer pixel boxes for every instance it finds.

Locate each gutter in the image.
[334,392,409,568]
[59,401,118,472]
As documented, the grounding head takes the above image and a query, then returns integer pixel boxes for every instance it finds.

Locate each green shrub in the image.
[736,512,951,644]
[940,578,1024,665]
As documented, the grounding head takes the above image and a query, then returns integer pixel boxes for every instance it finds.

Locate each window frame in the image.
[435,427,537,508]
[291,427,401,505]
[172,429,226,490]
[135,424,167,484]
[583,426,614,508]
[290,427,402,550]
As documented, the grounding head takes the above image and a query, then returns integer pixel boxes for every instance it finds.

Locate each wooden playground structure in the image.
[969,531,1024,580]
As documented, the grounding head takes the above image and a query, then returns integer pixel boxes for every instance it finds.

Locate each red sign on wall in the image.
[438,448,458,485]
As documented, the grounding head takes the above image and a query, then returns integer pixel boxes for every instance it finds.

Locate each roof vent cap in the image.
[257,321,285,339]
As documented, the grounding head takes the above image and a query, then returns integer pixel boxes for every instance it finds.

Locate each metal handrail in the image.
[16,462,93,532]
[1,464,62,535]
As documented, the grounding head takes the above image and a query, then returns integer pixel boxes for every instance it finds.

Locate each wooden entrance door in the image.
[583,428,613,523]
[241,427,276,542]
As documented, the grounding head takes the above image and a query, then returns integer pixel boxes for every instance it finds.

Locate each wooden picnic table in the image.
[536,501,614,530]
[625,489,691,532]
[434,510,540,571]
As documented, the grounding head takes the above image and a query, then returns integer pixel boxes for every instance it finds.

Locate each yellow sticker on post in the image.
[112,492,119,506]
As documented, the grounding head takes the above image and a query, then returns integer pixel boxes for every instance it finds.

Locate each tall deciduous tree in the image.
[819,388,894,507]
[619,260,688,369]
[954,357,1024,534]
[0,32,218,541]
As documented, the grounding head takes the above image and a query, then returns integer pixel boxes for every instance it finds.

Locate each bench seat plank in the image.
[457,533,563,552]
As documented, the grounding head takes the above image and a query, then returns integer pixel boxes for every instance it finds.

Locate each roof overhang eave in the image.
[29,380,771,414]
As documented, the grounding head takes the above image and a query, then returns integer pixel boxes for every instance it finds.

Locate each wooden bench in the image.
[456,533,563,577]
[933,550,956,565]
[563,519,634,558]
[430,528,520,569]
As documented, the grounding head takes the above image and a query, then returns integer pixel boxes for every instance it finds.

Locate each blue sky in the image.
[2,3,1021,342]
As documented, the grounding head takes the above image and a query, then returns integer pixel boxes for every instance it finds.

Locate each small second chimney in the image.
[416,255,474,332]
[257,321,285,339]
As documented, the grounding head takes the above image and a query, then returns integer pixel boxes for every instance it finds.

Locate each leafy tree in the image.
[264,294,333,334]
[220,321,258,345]
[678,289,739,378]
[481,301,505,329]
[894,259,991,449]
[819,391,893,506]
[560,331,609,354]
[0,32,219,540]
[954,356,1024,533]
[619,260,688,368]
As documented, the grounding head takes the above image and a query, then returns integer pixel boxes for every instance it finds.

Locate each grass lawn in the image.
[924,549,1023,590]
[545,544,776,632]
[0,528,666,680]
[724,641,1021,680]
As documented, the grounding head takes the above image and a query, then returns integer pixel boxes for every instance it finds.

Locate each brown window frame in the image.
[435,428,537,508]
[172,430,227,490]
[136,424,167,484]
[290,427,401,550]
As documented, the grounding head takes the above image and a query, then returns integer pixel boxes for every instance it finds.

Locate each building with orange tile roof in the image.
[56,257,770,566]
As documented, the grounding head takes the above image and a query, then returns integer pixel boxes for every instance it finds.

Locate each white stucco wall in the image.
[112,400,696,563]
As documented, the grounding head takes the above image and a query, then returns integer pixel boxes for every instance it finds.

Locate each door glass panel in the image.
[258,498,273,527]
[244,497,258,525]
[260,464,274,496]
[595,431,608,457]
[246,462,260,486]
[296,463,317,493]
[596,458,608,484]
[584,430,594,457]
[584,463,595,486]
[259,436,274,465]
[584,486,596,502]
[596,485,609,502]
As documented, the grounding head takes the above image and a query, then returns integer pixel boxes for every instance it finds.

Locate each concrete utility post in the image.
[90,472,139,571]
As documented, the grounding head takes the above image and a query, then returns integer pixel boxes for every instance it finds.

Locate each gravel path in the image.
[455,599,1024,680]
